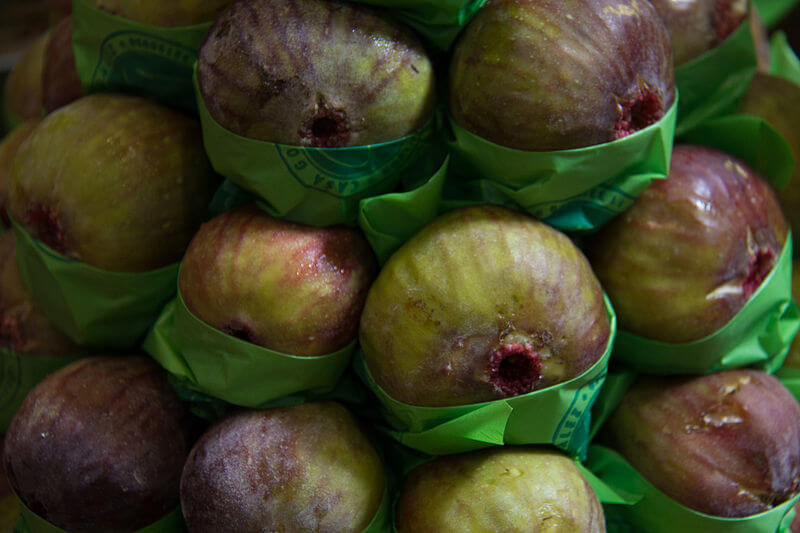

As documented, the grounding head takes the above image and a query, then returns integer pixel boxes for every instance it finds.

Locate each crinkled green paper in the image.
[770,32,800,85]
[777,365,800,401]
[71,0,211,111]
[12,221,178,350]
[444,99,676,232]
[752,0,800,27]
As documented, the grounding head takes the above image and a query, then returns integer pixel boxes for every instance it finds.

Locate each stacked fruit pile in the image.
[2,0,800,531]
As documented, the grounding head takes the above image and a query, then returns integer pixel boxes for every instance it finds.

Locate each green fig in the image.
[180,402,385,533]
[359,205,610,407]
[86,0,234,26]
[396,447,605,532]
[3,30,47,124]
[197,0,435,147]
[0,119,39,226]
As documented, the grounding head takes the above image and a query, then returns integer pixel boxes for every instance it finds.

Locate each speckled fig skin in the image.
[198,0,435,147]
[87,0,233,26]
[2,356,197,532]
[3,30,46,123]
[396,447,605,533]
[603,370,800,517]
[359,205,610,407]
[0,120,38,226]
[180,402,385,533]
[449,0,675,151]
[649,0,748,66]
[42,16,82,114]
[179,205,378,356]
[783,259,800,368]
[588,145,788,343]
[7,94,218,272]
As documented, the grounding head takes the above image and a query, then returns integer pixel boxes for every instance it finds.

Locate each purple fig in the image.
[0,119,38,227]
[197,0,435,147]
[603,369,800,517]
[588,145,788,342]
[179,205,378,356]
[42,16,82,114]
[396,447,605,532]
[180,402,385,533]
[3,30,47,123]
[448,0,675,151]
[2,356,197,532]
[86,0,234,26]
[7,94,218,272]
[359,205,610,407]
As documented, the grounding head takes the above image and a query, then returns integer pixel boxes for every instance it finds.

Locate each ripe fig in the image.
[448,0,675,151]
[197,0,435,147]
[179,204,378,356]
[180,402,385,533]
[2,30,46,124]
[86,0,234,26]
[359,205,610,407]
[0,119,38,227]
[2,356,197,532]
[603,369,800,517]
[396,447,605,532]
[7,94,218,272]
[42,16,82,114]
[588,145,788,342]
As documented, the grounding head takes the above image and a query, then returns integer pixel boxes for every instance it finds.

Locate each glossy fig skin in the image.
[7,94,218,272]
[180,402,386,533]
[396,447,605,533]
[588,145,788,343]
[449,0,675,151]
[3,30,46,123]
[0,120,38,226]
[179,205,378,356]
[42,16,82,114]
[603,370,800,517]
[86,0,234,26]
[360,206,610,407]
[2,356,197,532]
[198,0,435,147]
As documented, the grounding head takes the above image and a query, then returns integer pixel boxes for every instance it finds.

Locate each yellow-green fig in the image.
[86,0,234,26]
[0,119,39,226]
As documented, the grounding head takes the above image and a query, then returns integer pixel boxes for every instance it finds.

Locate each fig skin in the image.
[588,145,788,343]
[180,402,386,533]
[0,119,39,226]
[396,447,605,533]
[603,370,800,517]
[179,204,378,356]
[197,0,435,147]
[7,94,218,272]
[0,435,19,531]
[359,205,610,407]
[42,16,83,114]
[2,356,197,532]
[3,30,47,123]
[449,0,675,151]
[86,0,234,26]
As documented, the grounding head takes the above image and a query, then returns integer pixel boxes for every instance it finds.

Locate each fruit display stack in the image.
[1,0,800,532]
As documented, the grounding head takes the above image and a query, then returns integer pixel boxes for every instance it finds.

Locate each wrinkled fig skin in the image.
[180,402,385,533]
[3,31,47,123]
[7,94,218,272]
[87,0,233,26]
[179,205,378,356]
[0,120,38,226]
[649,0,748,66]
[588,145,788,343]
[0,230,78,355]
[604,370,800,517]
[396,447,605,533]
[783,260,800,368]
[198,0,435,147]
[360,206,610,407]
[42,16,83,114]
[2,356,197,532]
[449,0,675,151]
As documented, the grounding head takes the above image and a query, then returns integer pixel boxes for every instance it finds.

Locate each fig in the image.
[448,0,675,151]
[179,204,377,356]
[603,369,800,517]
[48,0,71,20]
[2,30,47,124]
[86,0,234,26]
[588,145,788,342]
[359,205,610,407]
[396,446,605,532]
[197,0,435,147]
[0,436,19,531]
[42,16,82,114]
[2,355,197,532]
[7,94,218,272]
[180,402,385,533]
[0,119,38,227]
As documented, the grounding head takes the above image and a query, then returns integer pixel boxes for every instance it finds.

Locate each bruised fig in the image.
[2,30,47,124]
[359,205,610,407]
[42,16,82,114]
[180,402,385,533]
[179,205,378,356]
[396,447,605,532]
[603,370,800,517]
[86,0,234,26]
[588,145,788,342]
[449,0,675,151]
[197,0,435,147]
[0,119,38,226]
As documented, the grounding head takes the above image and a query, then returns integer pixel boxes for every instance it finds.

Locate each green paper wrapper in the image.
[71,0,211,111]
[363,485,392,533]
[612,236,799,375]
[11,221,179,350]
[1,107,23,138]
[143,290,356,408]
[777,365,800,400]
[586,445,800,533]
[444,99,677,232]
[753,0,800,27]
[770,32,800,85]
[353,296,616,457]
